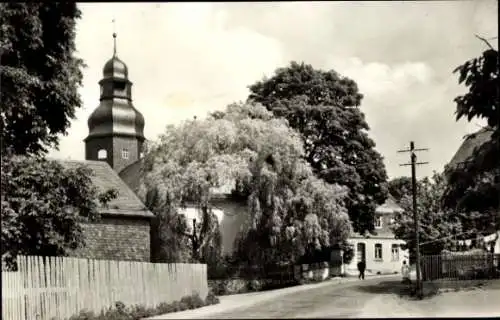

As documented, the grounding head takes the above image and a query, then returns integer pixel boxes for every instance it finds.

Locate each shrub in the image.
[128,304,157,319]
[205,291,220,305]
[180,292,205,309]
[172,300,183,312]
[247,279,263,291]
[209,279,248,295]
[178,301,189,311]
[156,301,174,314]
[68,292,219,320]
[69,310,95,320]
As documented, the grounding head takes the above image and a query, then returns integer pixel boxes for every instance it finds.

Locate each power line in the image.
[418,230,475,247]
[398,141,429,299]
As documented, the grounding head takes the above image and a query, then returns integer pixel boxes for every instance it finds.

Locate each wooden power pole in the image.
[398,141,428,299]
[192,218,198,261]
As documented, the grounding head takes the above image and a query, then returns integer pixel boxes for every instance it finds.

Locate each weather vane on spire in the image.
[112,18,117,57]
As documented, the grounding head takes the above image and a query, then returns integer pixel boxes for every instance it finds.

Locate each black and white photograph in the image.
[1,1,499,319]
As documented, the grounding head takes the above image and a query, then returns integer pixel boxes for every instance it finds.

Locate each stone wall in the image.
[71,216,151,262]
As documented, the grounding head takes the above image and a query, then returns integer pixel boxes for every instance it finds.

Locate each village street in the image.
[147,276,500,319]
[2,3,498,320]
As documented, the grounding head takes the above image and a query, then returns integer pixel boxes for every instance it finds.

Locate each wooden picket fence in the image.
[2,255,208,320]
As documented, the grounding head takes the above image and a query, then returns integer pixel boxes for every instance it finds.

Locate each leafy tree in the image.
[140,102,351,266]
[388,177,413,203]
[1,156,117,270]
[391,172,462,258]
[0,3,84,156]
[248,61,389,234]
[443,36,499,236]
[0,4,118,270]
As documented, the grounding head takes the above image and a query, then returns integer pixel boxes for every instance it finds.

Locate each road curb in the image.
[144,274,397,319]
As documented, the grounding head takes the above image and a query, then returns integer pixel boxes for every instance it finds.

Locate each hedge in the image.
[68,291,220,320]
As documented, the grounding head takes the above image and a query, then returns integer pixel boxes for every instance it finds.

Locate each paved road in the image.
[202,277,399,319]
[147,276,402,319]
[147,276,500,319]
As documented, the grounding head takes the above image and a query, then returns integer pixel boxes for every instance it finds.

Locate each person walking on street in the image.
[357,260,366,280]
[401,260,411,284]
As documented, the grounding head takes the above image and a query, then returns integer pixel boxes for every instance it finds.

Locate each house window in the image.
[374,243,383,260]
[357,242,366,263]
[374,215,383,229]
[97,149,107,159]
[121,148,129,159]
[391,244,400,261]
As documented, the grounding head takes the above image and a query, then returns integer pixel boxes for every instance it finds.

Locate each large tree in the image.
[0,3,84,156]
[248,61,389,234]
[139,102,351,266]
[391,172,462,258]
[443,37,499,236]
[1,157,116,269]
[388,176,413,203]
[0,4,117,269]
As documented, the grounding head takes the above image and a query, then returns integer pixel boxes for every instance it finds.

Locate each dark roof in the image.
[119,159,236,198]
[59,160,153,218]
[119,160,143,194]
[448,127,493,169]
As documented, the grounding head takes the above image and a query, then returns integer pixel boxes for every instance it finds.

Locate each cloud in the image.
[327,57,434,96]
[48,1,497,180]
[49,3,286,160]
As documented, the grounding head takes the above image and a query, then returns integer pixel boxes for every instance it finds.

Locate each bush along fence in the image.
[2,255,209,320]
[207,260,340,296]
[68,292,220,320]
[421,253,500,282]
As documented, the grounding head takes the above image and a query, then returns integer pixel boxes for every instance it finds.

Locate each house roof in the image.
[376,195,403,214]
[447,127,493,169]
[59,160,153,218]
[119,159,235,199]
[119,159,143,194]
[350,196,403,239]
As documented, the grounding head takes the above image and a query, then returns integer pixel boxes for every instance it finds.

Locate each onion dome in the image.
[86,99,145,140]
[84,31,145,141]
[103,56,128,79]
[102,32,128,79]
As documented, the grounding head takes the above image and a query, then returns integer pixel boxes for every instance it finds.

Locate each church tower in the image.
[84,31,145,173]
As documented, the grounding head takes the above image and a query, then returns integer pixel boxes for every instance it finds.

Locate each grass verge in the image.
[68,291,220,320]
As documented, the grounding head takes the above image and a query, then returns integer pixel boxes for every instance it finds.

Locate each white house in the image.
[344,196,409,275]
[484,231,500,254]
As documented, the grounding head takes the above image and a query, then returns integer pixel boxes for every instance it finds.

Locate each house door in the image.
[357,243,366,263]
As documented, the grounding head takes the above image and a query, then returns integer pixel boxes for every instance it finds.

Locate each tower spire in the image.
[112,18,117,57]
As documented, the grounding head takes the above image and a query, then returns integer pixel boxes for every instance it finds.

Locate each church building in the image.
[67,32,409,267]
[65,32,154,262]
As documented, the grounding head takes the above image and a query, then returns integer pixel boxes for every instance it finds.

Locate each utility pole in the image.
[191,218,199,262]
[398,141,429,299]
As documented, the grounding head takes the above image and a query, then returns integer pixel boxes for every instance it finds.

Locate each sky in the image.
[48,1,498,179]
